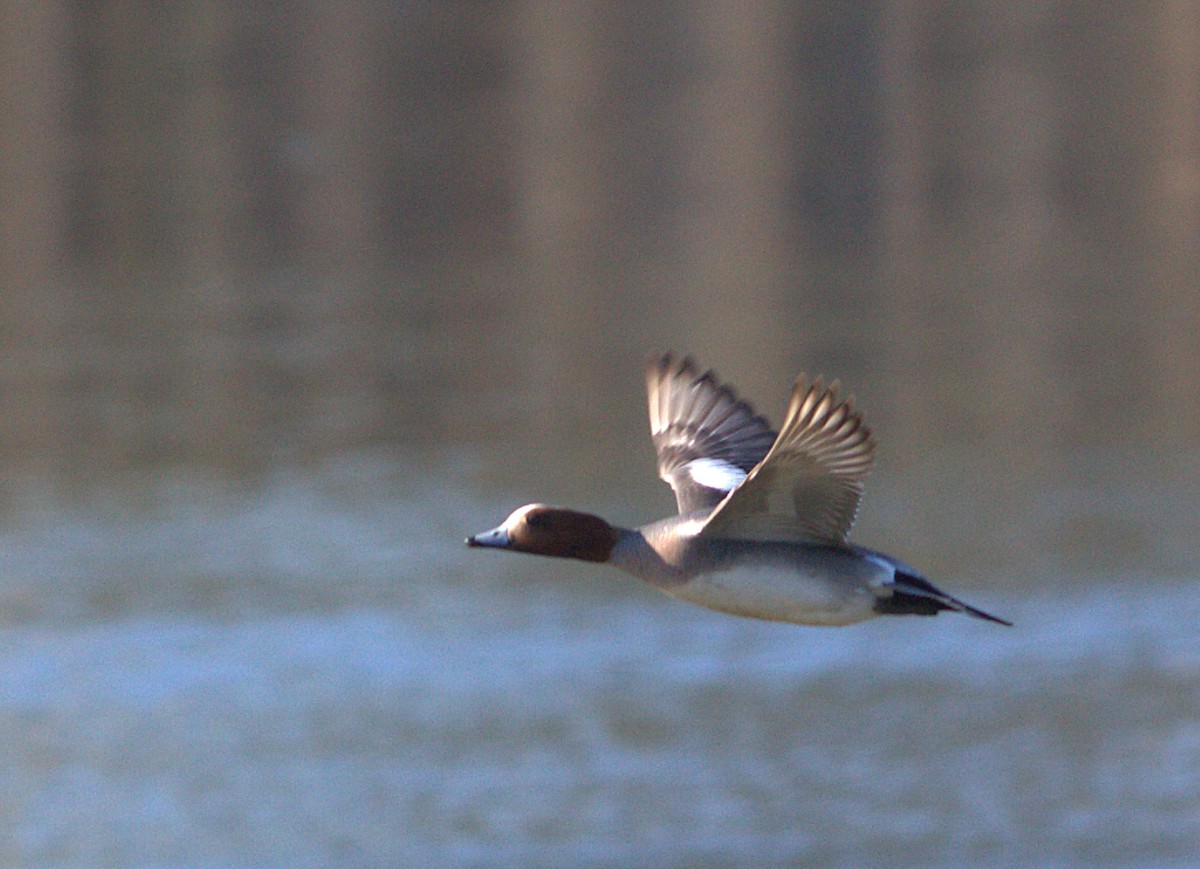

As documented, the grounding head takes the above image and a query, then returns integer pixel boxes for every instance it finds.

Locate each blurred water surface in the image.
[0,447,1196,868]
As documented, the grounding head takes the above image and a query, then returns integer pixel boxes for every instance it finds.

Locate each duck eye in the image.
[525,512,545,529]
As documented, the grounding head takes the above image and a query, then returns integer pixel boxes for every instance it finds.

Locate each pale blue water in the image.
[0,452,1197,867]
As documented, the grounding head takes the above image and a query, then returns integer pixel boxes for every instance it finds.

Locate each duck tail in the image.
[877,567,1012,626]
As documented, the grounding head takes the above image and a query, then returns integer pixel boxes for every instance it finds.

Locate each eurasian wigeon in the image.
[468,354,1010,627]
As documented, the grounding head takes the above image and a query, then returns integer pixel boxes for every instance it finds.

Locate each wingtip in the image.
[647,351,703,382]
[647,349,673,369]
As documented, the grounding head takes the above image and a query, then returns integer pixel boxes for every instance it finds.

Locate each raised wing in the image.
[699,375,875,543]
[646,354,777,515]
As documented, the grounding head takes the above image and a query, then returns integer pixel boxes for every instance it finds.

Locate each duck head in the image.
[467,504,618,563]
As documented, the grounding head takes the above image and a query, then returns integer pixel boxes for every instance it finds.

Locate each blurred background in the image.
[1,3,1197,867]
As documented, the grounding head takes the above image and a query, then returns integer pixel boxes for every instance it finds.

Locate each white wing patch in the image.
[685,458,747,492]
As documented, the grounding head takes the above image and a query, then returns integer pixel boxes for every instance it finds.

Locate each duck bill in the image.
[466,525,510,548]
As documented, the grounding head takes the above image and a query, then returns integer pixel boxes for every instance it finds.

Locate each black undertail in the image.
[874,568,1012,626]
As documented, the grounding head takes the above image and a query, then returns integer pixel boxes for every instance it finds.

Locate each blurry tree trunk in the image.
[293,2,380,452]
[883,4,1054,451]
[511,2,611,430]
[294,3,380,278]
[173,0,247,468]
[0,1,70,477]
[968,5,1055,448]
[1053,7,1158,445]
[1148,0,1200,444]
[673,1,798,390]
[86,4,172,282]
[72,4,179,474]
[878,0,930,464]
[176,1,238,286]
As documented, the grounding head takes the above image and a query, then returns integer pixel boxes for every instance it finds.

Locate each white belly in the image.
[665,563,883,626]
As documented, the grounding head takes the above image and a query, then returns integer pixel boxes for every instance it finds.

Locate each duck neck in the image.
[609,528,687,588]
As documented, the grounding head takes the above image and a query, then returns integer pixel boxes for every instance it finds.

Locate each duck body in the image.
[615,515,887,625]
[468,354,1010,628]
